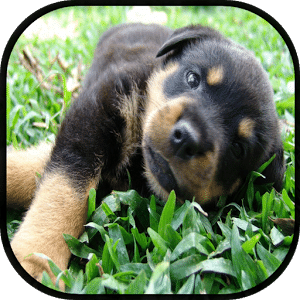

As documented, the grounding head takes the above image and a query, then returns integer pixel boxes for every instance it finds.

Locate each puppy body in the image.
[7,23,284,285]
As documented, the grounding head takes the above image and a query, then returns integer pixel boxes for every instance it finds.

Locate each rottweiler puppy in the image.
[7,23,285,286]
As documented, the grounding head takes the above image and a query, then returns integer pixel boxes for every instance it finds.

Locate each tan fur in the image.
[166,144,223,205]
[229,178,242,194]
[10,170,96,289]
[238,117,255,139]
[145,98,189,151]
[143,63,179,132]
[117,86,145,173]
[7,142,53,209]
[207,66,224,86]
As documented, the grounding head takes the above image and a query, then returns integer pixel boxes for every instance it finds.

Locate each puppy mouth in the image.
[145,144,181,197]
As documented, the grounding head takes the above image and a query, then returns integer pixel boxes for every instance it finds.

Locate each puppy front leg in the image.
[7,142,53,209]
[10,170,96,289]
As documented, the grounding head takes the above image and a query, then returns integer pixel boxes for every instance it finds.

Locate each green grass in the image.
[6,6,295,295]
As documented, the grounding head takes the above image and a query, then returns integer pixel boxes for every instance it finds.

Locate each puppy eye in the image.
[231,141,245,159]
[186,72,200,89]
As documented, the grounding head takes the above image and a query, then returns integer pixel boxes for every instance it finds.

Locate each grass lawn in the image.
[6,6,295,295]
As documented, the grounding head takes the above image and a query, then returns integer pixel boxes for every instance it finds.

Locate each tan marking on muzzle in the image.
[143,63,180,137]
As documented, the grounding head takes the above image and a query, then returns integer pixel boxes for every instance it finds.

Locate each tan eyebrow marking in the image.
[207,66,224,86]
[238,117,255,139]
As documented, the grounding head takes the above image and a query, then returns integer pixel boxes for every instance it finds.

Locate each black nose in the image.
[170,120,201,160]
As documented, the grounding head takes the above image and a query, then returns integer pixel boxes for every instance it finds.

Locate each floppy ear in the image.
[156,25,223,57]
[259,144,285,191]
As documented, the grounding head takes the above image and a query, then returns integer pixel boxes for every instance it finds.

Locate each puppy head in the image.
[142,25,285,206]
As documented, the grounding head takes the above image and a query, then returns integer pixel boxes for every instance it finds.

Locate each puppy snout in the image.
[170,120,201,160]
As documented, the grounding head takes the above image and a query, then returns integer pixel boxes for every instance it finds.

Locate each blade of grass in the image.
[170,254,205,281]
[158,190,176,240]
[87,188,96,220]
[256,244,281,276]
[145,262,171,294]
[149,195,159,231]
[108,224,130,265]
[170,232,209,261]
[124,270,147,294]
[147,227,169,256]
[86,253,100,283]
[105,234,121,272]
[177,274,195,294]
[230,224,257,289]
[63,233,101,259]
[242,233,261,254]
